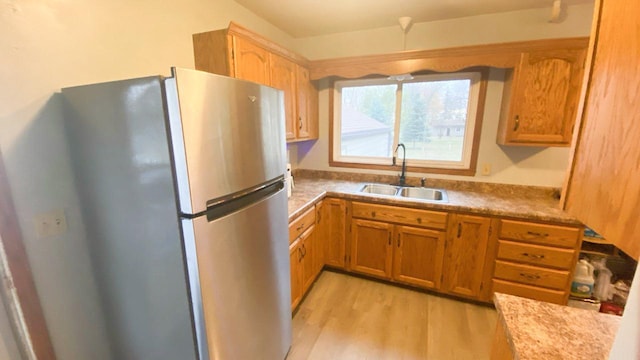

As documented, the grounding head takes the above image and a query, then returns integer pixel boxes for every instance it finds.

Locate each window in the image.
[331,71,485,175]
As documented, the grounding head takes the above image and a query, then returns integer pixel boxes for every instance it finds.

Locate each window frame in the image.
[329,69,488,176]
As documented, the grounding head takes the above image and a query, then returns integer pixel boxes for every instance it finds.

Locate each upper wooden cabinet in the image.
[497,47,587,146]
[564,0,640,259]
[232,37,270,84]
[192,22,318,142]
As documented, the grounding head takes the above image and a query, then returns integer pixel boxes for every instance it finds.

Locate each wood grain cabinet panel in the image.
[289,206,315,244]
[393,226,445,290]
[498,47,587,146]
[563,0,640,259]
[269,53,297,140]
[350,219,393,278]
[351,202,447,230]
[300,226,317,292]
[323,198,348,269]
[289,238,303,311]
[498,220,580,248]
[497,240,575,270]
[493,260,570,290]
[442,214,491,298]
[232,37,271,84]
[491,279,566,305]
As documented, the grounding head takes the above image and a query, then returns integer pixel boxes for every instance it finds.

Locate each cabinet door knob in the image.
[513,115,520,131]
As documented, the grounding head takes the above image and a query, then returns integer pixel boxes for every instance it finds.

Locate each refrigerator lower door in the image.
[182,187,291,360]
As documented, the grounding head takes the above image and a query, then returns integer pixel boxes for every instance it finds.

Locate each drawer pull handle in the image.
[301,244,307,257]
[513,115,520,131]
[371,211,376,218]
[296,223,305,231]
[417,217,422,224]
[522,253,545,260]
[298,247,303,261]
[397,234,401,247]
[526,231,549,237]
[519,273,541,281]
[457,223,462,238]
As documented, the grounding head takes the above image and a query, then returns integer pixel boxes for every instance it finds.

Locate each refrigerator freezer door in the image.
[166,68,287,215]
[182,187,291,360]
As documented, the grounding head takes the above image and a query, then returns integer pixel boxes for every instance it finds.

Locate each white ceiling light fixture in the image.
[398,16,413,50]
[549,0,563,23]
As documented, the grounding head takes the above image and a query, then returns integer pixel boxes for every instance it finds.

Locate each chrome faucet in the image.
[392,143,407,186]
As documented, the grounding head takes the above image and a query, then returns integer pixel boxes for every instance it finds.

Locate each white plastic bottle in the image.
[571,259,595,298]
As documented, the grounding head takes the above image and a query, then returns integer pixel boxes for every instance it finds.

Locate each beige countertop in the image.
[287,170,580,226]
[494,293,620,359]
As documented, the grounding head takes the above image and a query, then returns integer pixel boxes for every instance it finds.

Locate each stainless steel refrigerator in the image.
[62,68,291,360]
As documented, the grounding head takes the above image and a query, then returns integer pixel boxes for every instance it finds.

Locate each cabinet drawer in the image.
[289,207,315,244]
[352,202,447,230]
[498,220,580,248]
[492,279,566,305]
[497,240,576,270]
[493,260,570,290]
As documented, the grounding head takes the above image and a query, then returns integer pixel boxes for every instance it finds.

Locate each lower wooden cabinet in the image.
[485,219,582,305]
[289,237,304,311]
[442,214,492,299]
[393,226,446,290]
[350,219,393,278]
[349,202,449,291]
[289,197,581,307]
[322,198,348,269]
[290,225,316,311]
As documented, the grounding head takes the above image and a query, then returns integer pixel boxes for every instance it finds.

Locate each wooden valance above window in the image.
[308,37,588,80]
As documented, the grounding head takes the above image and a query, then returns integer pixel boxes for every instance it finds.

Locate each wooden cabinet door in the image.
[269,53,297,140]
[301,226,316,293]
[289,238,303,311]
[442,214,491,298]
[350,219,393,278]
[296,65,312,139]
[231,37,270,84]
[564,0,640,259]
[499,48,586,146]
[313,201,325,275]
[324,199,347,269]
[393,226,445,290]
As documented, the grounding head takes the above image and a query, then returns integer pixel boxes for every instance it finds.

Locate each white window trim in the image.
[332,72,482,170]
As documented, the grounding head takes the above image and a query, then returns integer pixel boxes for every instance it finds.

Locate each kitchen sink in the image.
[359,183,399,196]
[397,187,448,202]
[358,183,448,202]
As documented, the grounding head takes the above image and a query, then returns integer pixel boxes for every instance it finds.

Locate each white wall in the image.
[291,4,594,187]
[0,1,294,358]
[0,293,21,360]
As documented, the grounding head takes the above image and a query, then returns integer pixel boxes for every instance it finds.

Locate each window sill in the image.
[328,160,476,176]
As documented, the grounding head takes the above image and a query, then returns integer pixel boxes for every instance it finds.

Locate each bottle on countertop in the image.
[571,259,595,298]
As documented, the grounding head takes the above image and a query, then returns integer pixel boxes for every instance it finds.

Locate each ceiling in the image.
[234,0,593,38]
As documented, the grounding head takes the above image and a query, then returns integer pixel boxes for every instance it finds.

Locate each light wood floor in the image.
[288,271,497,360]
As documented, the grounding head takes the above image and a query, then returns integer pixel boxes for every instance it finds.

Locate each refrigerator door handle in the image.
[206,178,285,222]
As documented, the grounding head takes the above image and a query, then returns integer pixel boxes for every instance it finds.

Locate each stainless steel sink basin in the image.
[359,184,399,196]
[358,183,448,202]
[397,187,448,202]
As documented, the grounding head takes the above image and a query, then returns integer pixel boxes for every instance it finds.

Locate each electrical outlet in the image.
[34,209,67,238]
[481,163,492,176]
